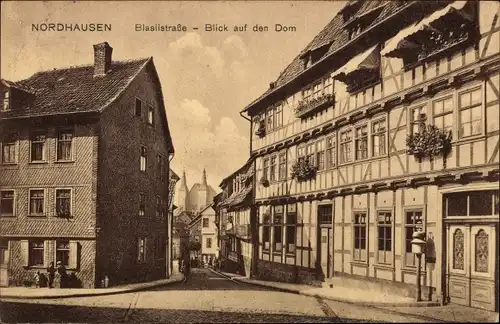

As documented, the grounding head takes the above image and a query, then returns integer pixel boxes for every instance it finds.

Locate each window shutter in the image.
[69,241,79,269]
[21,240,29,267]
[44,240,50,267]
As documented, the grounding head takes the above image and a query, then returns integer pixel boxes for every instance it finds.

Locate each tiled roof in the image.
[1,79,36,94]
[1,58,150,119]
[242,0,409,113]
[222,186,252,208]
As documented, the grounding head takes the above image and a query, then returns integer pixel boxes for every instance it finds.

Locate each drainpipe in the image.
[167,152,175,278]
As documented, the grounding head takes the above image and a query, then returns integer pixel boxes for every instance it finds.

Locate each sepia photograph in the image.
[0,0,499,323]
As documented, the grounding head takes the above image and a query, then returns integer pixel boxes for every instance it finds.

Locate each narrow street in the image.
[0,269,438,323]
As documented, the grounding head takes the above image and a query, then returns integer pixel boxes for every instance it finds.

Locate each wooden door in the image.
[0,239,9,287]
[319,226,333,279]
[447,224,497,311]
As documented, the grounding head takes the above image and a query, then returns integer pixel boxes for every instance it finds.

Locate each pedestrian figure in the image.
[34,271,41,288]
[47,262,56,288]
[182,255,191,283]
[56,261,67,288]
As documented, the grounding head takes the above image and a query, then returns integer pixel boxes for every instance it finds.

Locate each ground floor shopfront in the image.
[256,179,499,311]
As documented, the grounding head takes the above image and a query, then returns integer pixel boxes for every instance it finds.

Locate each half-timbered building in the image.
[241,1,499,311]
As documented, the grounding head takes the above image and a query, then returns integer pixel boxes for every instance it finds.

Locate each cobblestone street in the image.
[0,269,445,323]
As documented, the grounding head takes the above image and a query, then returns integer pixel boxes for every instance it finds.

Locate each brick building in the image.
[240,1,498,312]
[0,42,174,288]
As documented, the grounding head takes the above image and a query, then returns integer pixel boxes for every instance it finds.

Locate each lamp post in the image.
[411,230,426,302]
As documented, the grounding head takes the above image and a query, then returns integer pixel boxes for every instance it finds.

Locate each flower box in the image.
[260,177,270,187]
[291,159,317,182]
[406,124,452,162]
[294,93,334,118]
[255,120,266,138]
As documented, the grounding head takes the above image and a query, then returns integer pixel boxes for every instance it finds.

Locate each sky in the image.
[1,0,345,191]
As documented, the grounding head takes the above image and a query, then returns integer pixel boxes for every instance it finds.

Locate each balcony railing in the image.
[294,93,334,118]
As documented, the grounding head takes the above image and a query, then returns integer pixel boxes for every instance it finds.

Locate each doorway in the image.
[444,190,499,312]
[317,204,334,280]
[0,239,9,287]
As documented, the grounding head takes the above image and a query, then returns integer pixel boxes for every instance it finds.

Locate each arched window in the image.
[475,230,488,273]
[453,229,464,270]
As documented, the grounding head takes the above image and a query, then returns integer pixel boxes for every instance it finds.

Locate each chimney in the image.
[93,42,113,76]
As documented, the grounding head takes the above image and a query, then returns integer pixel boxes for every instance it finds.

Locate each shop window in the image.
[56,240,70,267]
[29,240,44,266]
[286,204,297,254]
[404,210,423,267]
[377,211,392,264]
[353,212,367,262]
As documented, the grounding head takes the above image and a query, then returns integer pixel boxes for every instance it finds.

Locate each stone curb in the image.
[220,274,440,308]
[0,276,184,300]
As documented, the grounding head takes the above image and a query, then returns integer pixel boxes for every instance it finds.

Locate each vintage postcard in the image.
[0,1,499,323]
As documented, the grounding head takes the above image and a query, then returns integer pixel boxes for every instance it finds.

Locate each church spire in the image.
[180,170,188,188]
[202,168,207,186]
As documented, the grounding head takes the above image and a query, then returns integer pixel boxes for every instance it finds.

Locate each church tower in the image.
[175,171,189,212]
[197,168,209,211]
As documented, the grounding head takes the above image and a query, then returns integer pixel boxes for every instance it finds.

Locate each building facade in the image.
[0,42,175,288]
[217,160,256,277]
[241,1,499,312]
[199,203,218,264]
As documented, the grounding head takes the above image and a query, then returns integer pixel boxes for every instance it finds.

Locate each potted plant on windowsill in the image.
[260,177,270,187]
[255,120,266,138]
[291,158,317,182]
[294,93,334,117]
[406,124,452,162]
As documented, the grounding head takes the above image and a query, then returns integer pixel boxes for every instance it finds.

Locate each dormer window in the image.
[2,90,9,111]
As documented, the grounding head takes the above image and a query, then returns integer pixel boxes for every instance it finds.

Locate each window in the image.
[206,238,212,249]
[318,204,333,224]
[160,156,166,182]
[303,87,312,102]
[312,82,322,99]
[411,105,427,135]
[270,156,277,182]
[56,240,70,267]
[2,90,9,111]
[135,98,142,117]
[30,133,46,162]
[306,143,315,166]
[29,189,44,216]
[57,131,73,161]
[372,119,386,157]
[297,145,305,164]
[275,104,283,128]
[2,133,16,164]
[273,206,283,252]
[29,240,44,266]
[278,153,287,180]
[433,97,453,134]
[137,238,146,262]
[286,204,297,254]
[203,218,209,228]
[377,211,392,264]
[262,210,271,251]
[156,196,160,218]
[0,190,15,216]
[140,146,147,172]
[266,108,274,131]
[340,130,352,163]
[55,189,71,217]
[148,105,154,125]
[459,88,482,138]
[324,76,333,95]
[405,210,423,267]
[446,190,499,217]
[263,158,269,180]
[326,136,336,168]
[355,124,368,160]
[0,239,8,265]
[353,212,367,261]
[139,193,145,216]
[316,140,325,171]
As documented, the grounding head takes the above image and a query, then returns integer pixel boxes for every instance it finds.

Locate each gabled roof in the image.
[170,169,180,181]
[242,0,410,114]
[1,58,149,118]
[1,79,36,94]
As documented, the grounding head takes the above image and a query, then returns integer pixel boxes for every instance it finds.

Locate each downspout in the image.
[168,152,175,277]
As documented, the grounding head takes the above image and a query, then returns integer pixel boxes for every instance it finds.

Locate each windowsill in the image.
[29,161,48,165]
[0,214,15,217]
[1,162,17,166]
[28,215,46,218]
[373,263,394,271]
[25,265,46,269]
[54,160,75,164]
[401,266,427,275]
[455,133,485,144]
[285,252,295,257]
[351,260,369,267]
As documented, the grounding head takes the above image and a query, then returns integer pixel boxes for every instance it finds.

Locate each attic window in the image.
[2,90,9,111]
